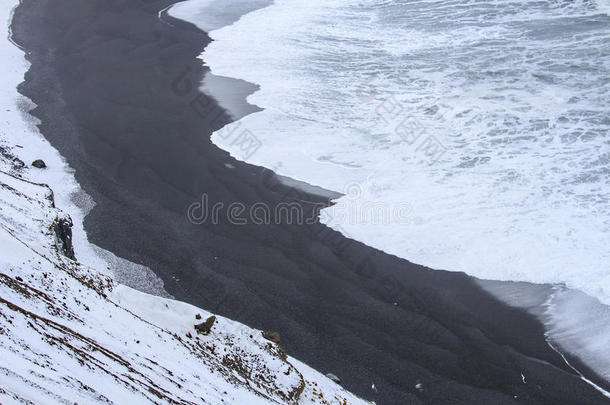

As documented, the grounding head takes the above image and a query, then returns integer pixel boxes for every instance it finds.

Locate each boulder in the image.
[32,159,46,169]
[53,217,75,260]
[195,315,216,335]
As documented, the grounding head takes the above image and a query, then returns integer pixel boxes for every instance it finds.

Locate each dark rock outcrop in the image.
[13,158,25,169]
[32,159,46,168]
[0,146,25,170]
[195,315,216,335]
[53,217,75,260]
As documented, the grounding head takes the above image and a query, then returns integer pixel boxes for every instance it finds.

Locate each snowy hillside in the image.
[0,135,370,405]
[0,2,369,404]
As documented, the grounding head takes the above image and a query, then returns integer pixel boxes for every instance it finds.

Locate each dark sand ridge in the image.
[11,0,610,403]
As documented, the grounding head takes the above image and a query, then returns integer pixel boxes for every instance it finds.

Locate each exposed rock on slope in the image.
[0,146,369,404]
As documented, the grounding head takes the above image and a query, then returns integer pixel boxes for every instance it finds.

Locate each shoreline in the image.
[173,0,610,395]
[10,0,610,403]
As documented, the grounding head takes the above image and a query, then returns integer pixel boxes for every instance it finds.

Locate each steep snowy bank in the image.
[0,158,367,404]
[0,2,368,403]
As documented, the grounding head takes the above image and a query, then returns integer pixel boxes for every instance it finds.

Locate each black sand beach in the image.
[11,0,610,403]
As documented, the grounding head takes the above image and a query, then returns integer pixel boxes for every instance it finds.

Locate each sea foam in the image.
[201,0,610,304]
[171,0,610,383]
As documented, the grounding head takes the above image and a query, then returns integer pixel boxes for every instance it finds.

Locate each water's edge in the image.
[170,0,610,394]
[10,0,610,402]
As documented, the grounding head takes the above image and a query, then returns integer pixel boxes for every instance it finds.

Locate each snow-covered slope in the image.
[0,158,368,405]
[0,2,369,404]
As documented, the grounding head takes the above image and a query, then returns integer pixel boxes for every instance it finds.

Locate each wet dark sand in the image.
[12,0,610,403]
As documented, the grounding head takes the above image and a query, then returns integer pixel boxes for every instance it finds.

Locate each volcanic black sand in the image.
[11,0,610,403]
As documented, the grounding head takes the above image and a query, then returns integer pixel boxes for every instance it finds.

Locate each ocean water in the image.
[201,0,610,303]
[171,0,610,381]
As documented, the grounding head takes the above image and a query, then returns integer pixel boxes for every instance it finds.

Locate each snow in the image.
[0,158,368,405]
[0,1,370,404]
[2,0,167,298]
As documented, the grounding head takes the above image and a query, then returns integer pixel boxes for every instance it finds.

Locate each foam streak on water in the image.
[172,0,610,379]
